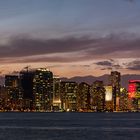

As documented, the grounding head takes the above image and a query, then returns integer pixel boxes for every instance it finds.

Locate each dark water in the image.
[0,112,140,140]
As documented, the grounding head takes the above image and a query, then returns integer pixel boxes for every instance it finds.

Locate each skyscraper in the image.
[53,76,61,110]
[20,70,35,110]
[60,81,78,111]
[104,86,113,111]
[33,68,53,111]
[0,85,7,110]
[119,87,128,111]
[110,71,121,111]
[90,81,105,112]
[5,75,22,110]
[77,82,90,111]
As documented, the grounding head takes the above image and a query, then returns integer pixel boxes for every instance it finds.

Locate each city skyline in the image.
[1,68,140,112]
[0,0,140,77]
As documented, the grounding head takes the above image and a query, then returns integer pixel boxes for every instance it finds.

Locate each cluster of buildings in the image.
[0,68,140,112]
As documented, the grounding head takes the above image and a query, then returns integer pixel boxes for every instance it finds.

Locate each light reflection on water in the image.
[0,112,140,140]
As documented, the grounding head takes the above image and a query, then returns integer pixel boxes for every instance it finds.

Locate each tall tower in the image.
[77,82,90,111]
[33,68,53,111]
[90,81,105,112]
[110,71,121,111]
[20,70,35,110]
[60,81,78,111]
[53,76,61,110]
[104,86,113,111]
[5,75,22,110]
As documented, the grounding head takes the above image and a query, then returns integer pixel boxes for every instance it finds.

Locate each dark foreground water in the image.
[0,112,140,140]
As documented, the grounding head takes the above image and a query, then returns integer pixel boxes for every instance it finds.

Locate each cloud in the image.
[71,64,90,68]
[86,35,140,57]
[6,55,86,63]
[96,59,140,71]
[95,61,113,67]
[0,36,97,57]
[126,60,140,70]
[95,60,122,70]
[0,33,140,63]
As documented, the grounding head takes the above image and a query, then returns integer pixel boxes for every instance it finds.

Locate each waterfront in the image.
[0,112,140,140]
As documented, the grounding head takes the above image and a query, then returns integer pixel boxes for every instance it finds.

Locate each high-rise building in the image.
[119,87,128,111]
[128,80,140,111]
[90,81,105,112]
[60,81,78,111]
[33,68,53,111]
[104,86,113,111]
[0,86,7,110]
[5,75,22,110]
[53,76,61,111]
[110,71,121,111]
[20,70,35,110]
[77,82,90,111]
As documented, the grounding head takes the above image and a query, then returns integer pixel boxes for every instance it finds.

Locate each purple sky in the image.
[0,0,140,77]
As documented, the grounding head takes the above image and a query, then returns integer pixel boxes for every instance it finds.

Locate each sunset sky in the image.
[0,0,140,77]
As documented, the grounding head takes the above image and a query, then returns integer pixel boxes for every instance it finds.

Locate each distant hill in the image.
[61,74,109,84]
[61,74,140,89]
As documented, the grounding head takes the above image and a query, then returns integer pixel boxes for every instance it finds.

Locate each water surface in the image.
[0,112,139,140]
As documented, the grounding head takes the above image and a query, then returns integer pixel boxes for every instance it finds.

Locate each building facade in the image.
[104,86,113,111]
[0,85,7,110]
[53,76,61,111]
[60,81,78,111]
[110,71,121,111]
[5,75,22,110]
[33,68,53,111]
[119,87,128,111]
[20,70,35,110]
[128,80,140,111]
[77,82,90,111]
[90,81,105,112]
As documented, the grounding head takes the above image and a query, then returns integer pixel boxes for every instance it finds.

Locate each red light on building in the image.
[129,80,140,83]
[128,83,136,98]
[129,83,136,93]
